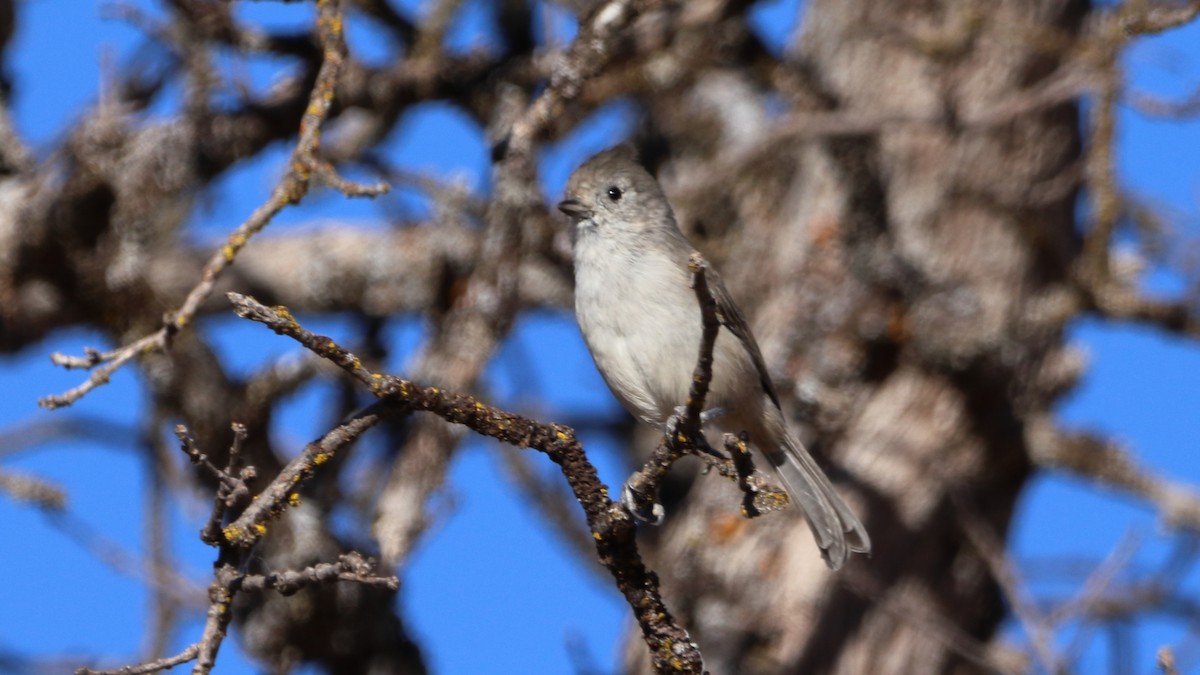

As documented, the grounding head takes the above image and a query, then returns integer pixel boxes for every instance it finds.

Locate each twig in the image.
[956,499,1060,674]
[39,0,387,409]
[1058,532,1142,665]
[178,423,257,547]
[219,552,399,595]
[191,580,234,675]
[1117,1,1200,36]
[221,402,398,546]
[840,566,1022,675]
[0,469,67,510]
[143,429,181,661]
[725,432,764,518]
[48,509,206,608]
[0,415,138,459]
[77,645,201,675]
[1079,280,1200,339]
[1159,645,1180,675]
[1129,87,1200,119]
[223,291,705,673]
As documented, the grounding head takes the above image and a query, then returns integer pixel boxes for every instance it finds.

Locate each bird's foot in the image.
[663,406,727,459]
[664,406,726,437]
[622,481,665,525]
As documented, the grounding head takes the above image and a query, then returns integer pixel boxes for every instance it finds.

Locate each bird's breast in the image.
[573,243,700,425]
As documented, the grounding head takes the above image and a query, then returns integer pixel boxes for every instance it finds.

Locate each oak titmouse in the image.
[558,146,870,569]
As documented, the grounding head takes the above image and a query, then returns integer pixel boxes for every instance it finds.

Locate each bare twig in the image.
[1159,645,1180,675]
[956,499,1060,674]
[841,565,1024,675]
[1129,87,1200,118]
[221,402,398,545]
[1117,0,1200,36]
[48,510,206,608]
[221,552,399,595]
[77,416,398,675]
[1058,533,1142,667]
[0,469,67,510]
[77,644,201,675]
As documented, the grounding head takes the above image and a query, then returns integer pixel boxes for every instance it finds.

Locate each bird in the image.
[557,145,870,569]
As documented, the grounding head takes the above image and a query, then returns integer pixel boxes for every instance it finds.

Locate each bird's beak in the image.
[557,198,592,220]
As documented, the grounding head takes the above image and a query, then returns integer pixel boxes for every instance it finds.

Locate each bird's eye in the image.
[606,186,623,201]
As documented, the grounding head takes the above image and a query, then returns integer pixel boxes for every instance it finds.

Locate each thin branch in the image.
[1058,533,1143,668]
[1129,87,1200,118]
[1071,0,1200,338]
[48,510,206,608]
[1117,0,1200,36]
[840,566,1022,675]
[955,499,1061,674]
[77,644,201,675]
[219,552,399,595]
[1080,279,1200,339]
[190,580,234,675]
[221,402,398,545]
[0,469,67,510]
[1160,646,1181,675]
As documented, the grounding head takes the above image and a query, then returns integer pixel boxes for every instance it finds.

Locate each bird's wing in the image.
[705,261,783,410]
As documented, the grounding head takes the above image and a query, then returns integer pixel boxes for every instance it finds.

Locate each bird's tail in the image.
[764,428,871,570]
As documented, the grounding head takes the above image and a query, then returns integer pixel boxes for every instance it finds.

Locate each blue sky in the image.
[1,1,1199,673]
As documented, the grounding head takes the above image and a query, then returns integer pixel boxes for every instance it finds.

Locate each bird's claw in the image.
[622,481,665,525]
[663,405,726,438]
[698,406,727,425]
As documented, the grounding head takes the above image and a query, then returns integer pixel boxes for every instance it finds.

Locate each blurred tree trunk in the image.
[625,1,1086,672]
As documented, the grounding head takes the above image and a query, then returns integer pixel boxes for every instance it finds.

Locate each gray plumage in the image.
[559,146,870,569]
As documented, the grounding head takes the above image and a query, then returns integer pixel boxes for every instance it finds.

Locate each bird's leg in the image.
[699,406,727,425]
[622,408,729,524]
[663,405,727,459]
[667,405,727,429]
